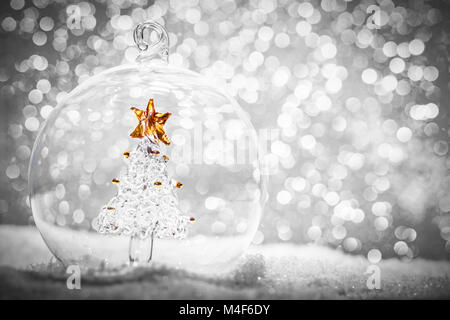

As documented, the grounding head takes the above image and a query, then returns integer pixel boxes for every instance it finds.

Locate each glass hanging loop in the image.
[133,21,169,63]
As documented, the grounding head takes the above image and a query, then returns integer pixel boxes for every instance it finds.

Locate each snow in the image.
[1,225,450,299]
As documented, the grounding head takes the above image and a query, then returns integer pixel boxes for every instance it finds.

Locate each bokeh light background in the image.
[1,0,450,263]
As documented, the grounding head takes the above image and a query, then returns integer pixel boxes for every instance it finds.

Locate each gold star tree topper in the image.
[130,99,171,145]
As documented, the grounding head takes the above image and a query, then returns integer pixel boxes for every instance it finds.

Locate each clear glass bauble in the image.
[29,22,266,274]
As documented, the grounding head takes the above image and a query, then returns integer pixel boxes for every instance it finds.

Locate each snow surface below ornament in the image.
[1,225,450,299]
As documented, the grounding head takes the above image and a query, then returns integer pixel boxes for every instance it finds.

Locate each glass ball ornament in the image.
[29,22,266,274]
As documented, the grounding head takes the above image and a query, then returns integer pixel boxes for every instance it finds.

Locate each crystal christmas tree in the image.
[95,99,193,264]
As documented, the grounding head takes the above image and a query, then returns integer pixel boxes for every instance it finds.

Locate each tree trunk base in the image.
[128,233,154,265]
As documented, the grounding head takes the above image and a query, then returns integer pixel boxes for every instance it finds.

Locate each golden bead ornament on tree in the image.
[29,21,267,273]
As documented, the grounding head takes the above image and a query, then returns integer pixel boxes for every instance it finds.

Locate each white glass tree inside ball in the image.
[29,21,266,273]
